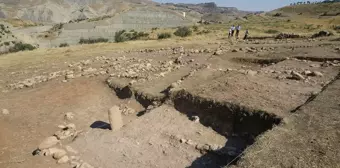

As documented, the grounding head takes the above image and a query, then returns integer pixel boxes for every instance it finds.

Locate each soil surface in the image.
[0,38,339,168]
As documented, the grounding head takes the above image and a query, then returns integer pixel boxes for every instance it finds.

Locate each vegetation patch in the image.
[59,43,69,47]
[8,42,36,53]
[115,30,150,43]
[174,26,192,37]
[79,37,109,44]
[157,32,172,39]
[265,29,280,34]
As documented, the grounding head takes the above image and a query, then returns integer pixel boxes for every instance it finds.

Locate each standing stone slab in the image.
[108,106,123,132]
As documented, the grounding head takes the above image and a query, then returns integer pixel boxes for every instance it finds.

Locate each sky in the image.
[154,0,319,11]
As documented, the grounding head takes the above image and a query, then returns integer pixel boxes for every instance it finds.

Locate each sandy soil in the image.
[0,38,339,168]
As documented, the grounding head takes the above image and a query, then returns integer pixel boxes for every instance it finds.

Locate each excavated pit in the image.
[104,79,282,167]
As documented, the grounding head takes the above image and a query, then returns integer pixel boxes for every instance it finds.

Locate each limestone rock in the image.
[2,109,9,115]
[311,71,323,77]
[57,155,69,164]
[291,71,305,80]
[65,74,75,80]
[214,50,223,55]
[246,70,257,76]
[120,105,136,115]
[38,136,59,150]
[49,148,67,160]
[108,106,123,132]
[64,112,74,121]
[303,70,312,76]
[190,116,200,123]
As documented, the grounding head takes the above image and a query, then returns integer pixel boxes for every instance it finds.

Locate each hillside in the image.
[161,2,253,23]
[272,2,340,16]
[0,0,155,23]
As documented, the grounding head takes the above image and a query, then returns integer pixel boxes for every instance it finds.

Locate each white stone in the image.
[49,148,67,160]
[38,136,59,150]
[64,112,74,120]
[57,155,69,164]
[2,109,9,115]
[108,106,123,132]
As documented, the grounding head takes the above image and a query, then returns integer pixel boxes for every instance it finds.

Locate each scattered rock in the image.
[311,71,323,77]
[64,112,74,121]
[54,129,74,140]
[246,70,257,76]
[214,50,223,55]
[311,30,333,38]
[65,74,75,80]
[190,116,200,123]
[81,60,91,66]
[291,71,305,80]
[120,105,136,115]
[303,70,312,76]
[49,148,67,160]
[79,162,94,168]
[180,138,187,143]
[185,139,197,146]
[57,155,69,164]
[196,144,211,154]
[2,109,9,115]
[310,64,320,68]
[129,80,137,85]
[108,106,123,132]
[231,49,238,52]
[65,146,78,154]
[38,136,59,150]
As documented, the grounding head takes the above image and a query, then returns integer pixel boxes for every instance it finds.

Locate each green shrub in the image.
[59,43,69,47]
[192,25,199,32]
[9,42,36,53]
[79,37,109,44]
[115,30,128,43]
[158,32,172,39]
[265,29,280,34]
[152,27,159,31]
[115,30,149,42]
[174,26,192,37]
[4,42,10,46]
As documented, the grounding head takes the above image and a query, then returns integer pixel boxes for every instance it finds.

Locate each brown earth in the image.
[0,37,339,168]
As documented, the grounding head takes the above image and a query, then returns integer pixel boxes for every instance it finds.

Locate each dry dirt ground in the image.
[0,38,339,168]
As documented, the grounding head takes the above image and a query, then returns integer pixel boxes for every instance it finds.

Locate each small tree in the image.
[59,43,69,47]
[158,32,172,39]
[115,30,128,43]
[174,26,192,37]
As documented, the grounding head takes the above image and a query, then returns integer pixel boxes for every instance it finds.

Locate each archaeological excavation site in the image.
[0,0,340,168]
[1,41,340,168]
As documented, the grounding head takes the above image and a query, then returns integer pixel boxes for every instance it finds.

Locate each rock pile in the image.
[311,30,333,38]
[275,33,300,39]
[32,115,79,166]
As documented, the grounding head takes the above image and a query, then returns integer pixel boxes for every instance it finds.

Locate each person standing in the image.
[228,28,232,38]
[244,29,249,40]
[231,25,235,37]
[236,25,241,39]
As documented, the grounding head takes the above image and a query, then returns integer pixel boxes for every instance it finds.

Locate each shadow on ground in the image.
[90,121,111,130]
[188,136,248,168]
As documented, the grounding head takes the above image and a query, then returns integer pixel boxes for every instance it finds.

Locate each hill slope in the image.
[272,2,340,16]
[0,0,155,23]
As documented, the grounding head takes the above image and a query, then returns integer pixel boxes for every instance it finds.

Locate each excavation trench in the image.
[106,79,282,167]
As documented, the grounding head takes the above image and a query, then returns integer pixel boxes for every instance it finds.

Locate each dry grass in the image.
[0,18,40,27]
[0,38,214,69]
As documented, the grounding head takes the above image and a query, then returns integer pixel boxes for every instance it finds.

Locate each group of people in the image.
[228,25,249,40]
